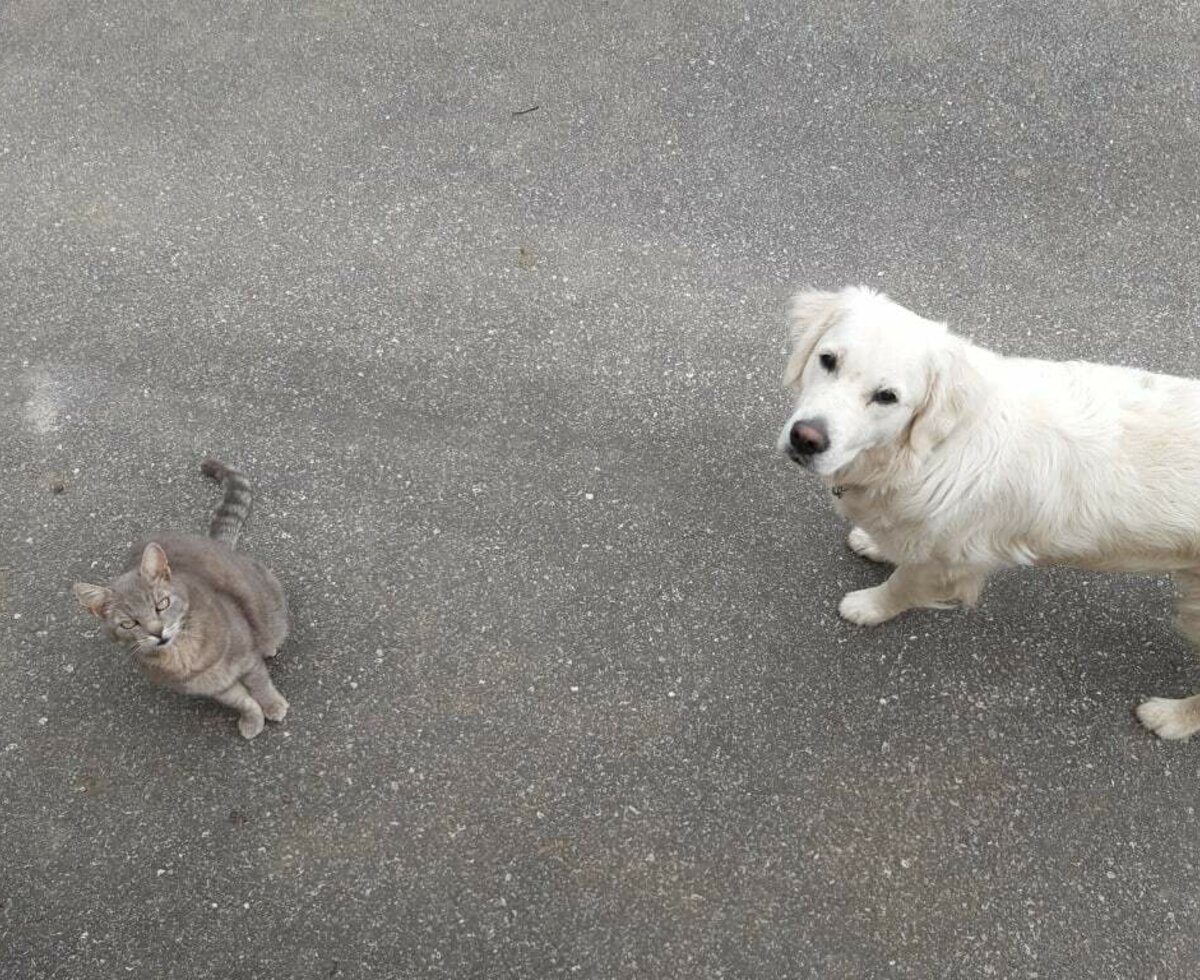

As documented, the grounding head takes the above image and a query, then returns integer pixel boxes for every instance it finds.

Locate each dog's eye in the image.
[818,353,837,372]
[872,388,899,405]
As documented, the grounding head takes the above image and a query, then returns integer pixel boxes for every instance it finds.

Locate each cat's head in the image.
[73,542,190,656]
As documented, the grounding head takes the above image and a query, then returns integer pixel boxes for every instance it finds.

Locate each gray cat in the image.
[73,459,289,739]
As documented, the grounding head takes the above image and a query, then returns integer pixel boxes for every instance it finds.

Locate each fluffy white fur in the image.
[778,286,1200,740]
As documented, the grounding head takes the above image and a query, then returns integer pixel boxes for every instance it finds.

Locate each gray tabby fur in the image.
[73,459,289,739]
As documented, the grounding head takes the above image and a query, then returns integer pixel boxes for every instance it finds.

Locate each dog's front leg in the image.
[847,527,890,563]
[839,562,987,627]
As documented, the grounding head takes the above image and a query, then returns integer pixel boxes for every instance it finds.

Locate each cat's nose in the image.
[156,636,170,646]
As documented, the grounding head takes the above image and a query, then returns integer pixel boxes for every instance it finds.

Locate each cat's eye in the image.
[119,619,138,630]
[872,388,899,405]
[155,596,171,612]
[818,352,838,372]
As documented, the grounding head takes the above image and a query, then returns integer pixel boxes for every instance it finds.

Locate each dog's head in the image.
[778,287,974,478]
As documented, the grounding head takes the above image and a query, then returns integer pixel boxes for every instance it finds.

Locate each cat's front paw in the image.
[238,713,265,739]
[263,696,289,723]
[838,586,897,626]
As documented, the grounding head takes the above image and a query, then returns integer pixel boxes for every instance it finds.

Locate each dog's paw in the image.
[847,527,888,563]
[1136,696,1200,740]
[838,586,896,626]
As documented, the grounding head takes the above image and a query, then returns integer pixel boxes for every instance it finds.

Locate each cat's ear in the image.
[140,543,171,584]
[73,582,112,618]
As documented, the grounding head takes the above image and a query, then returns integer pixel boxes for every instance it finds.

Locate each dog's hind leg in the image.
[1137,570,1200,740]
[1137,696,1200,740]
[847,527,890,563]
[839,561,988,627]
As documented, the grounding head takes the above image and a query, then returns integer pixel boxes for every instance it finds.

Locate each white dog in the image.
[778,286,1200,739]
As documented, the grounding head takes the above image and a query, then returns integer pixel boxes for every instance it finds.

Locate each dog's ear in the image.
[907,336,981,457]
[782,290,843,389]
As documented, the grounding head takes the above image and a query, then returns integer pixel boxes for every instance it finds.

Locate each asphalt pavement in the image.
[2,1,1199,977]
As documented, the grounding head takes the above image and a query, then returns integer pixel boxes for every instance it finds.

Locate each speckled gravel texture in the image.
[3,1,1200,977]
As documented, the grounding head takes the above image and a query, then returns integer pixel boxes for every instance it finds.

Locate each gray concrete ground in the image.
[2,1,1199,977]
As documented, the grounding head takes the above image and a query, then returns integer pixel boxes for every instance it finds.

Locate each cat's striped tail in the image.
[200,458,253,548]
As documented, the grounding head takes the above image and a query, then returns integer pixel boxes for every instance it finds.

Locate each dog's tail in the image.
[200,458,253,548]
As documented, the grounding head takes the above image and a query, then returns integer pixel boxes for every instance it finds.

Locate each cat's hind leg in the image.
[213,682,266,739]
[243,660,289,723]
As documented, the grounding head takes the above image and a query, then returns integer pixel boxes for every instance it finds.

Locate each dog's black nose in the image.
[790,418,829,456]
